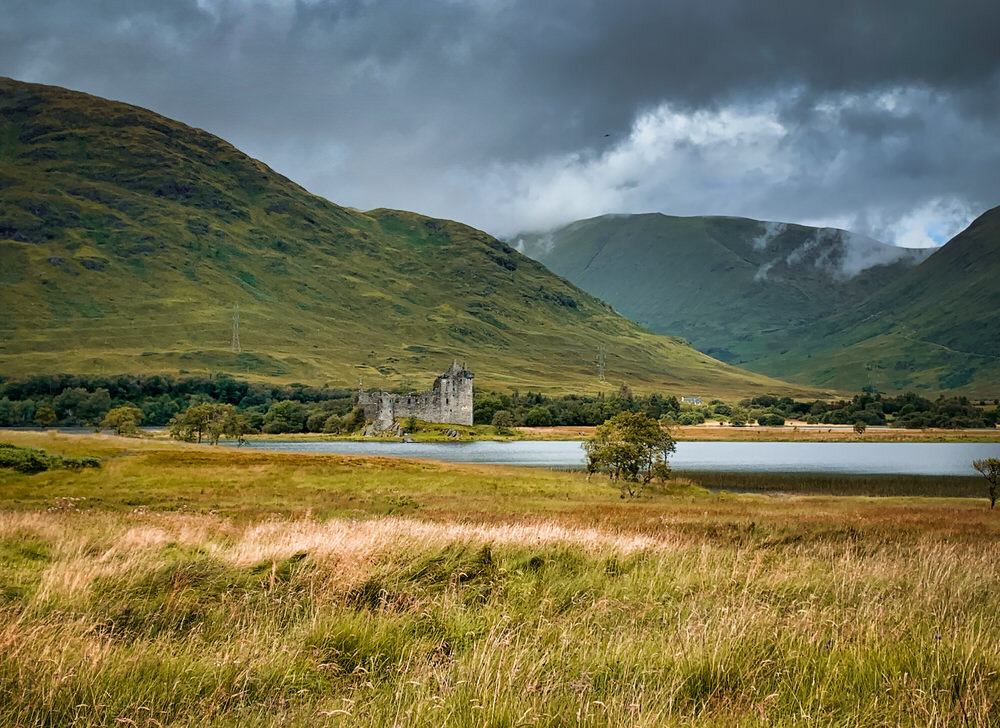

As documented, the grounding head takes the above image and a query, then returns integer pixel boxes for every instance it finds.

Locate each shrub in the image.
[323,413,344,434]
[305,411,328,433]
[729,406,749,427]
[757,412,785,427]
[676,411,705,426]
[0,443,51,473]
[492,410,515,435]
[262,400,306,434]
[524,406,553,427]
[60,456,101,470]
[0,443,100,473]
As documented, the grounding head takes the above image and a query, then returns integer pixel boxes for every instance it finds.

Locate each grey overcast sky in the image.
[3,0,999,246]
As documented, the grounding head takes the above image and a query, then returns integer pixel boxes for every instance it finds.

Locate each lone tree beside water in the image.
[101,405,144,437]
[584,411,676,498]
[973,458,1000,509]
[492,410,515,435]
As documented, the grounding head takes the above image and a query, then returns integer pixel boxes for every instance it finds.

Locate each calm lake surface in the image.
[233,440,1000,476]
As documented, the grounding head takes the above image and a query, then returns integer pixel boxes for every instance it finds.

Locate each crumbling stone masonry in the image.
[358,361,474,430]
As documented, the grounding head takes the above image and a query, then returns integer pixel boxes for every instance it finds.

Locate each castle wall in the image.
[359,362,474,428]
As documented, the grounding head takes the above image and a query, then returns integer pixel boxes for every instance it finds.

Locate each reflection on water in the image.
[230,439,1000,476]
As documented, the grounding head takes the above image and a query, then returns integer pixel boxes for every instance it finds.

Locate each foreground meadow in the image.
[1,431,999,727]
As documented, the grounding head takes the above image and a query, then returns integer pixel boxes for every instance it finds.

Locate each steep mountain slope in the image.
[753,207,1000,393]
[513,214,928,365]
[514,211,1000,394]
[0,78,815,397]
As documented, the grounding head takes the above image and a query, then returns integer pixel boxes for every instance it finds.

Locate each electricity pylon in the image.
[230,304,241,353]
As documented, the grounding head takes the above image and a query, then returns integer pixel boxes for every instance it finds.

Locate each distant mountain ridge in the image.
[518,215,927,283]
[512,213,930,367]
[758,206,1000,393]
[0,77,816,397]
[511,211,1000,394]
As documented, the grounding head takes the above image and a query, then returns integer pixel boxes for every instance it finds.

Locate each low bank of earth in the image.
[236,423,1000,443]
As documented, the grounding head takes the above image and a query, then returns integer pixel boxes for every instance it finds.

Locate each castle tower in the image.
[432,361,474,425]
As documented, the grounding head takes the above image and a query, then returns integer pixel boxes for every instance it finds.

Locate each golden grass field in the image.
[1,430,999,727]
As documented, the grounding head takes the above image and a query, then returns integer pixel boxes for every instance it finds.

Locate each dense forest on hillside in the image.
[0,375,995,432]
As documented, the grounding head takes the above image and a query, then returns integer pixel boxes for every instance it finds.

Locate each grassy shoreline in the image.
[237,423,1000,443]
[523,424,1000,443]
[2,431,999,726]
[8,423,999,444]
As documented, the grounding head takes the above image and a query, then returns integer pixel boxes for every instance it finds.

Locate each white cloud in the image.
[4,1,999,251]
[454,101,794,236]
[880,197,977,248]
[439,89,988,248]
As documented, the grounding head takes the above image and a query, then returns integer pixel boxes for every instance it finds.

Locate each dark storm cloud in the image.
[2,0,999,243]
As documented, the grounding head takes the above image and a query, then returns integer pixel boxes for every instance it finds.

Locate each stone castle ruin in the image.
[358,361,474,431]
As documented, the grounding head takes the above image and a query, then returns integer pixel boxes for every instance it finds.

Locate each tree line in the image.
[475,389,998,429]
[0,374,358,432]
[0,374,995,432]
[735,392,998,429]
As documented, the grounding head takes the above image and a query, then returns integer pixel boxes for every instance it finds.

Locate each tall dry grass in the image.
[2,509,998,727]
[1,432,998,725]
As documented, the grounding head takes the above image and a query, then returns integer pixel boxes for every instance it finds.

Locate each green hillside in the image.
[750,207,1000,394]
[0,78,816,398]
[514,211,1000,395]
[514,214,926,365]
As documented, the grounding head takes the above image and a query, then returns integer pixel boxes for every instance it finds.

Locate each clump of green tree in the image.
[728,405,749,427]
[473,388,682,428]
[262,400,306,434]
[584,412,676,498]
[726,393,997,430]
[756,412,786,427]
[780,393,996,429]
[0,443,100,473]
[320,407,367,435]
[0,374,357,429]
[101,406,144,436]
[34,406,57,427]
[168,404,251,445]
[491,410,515,435]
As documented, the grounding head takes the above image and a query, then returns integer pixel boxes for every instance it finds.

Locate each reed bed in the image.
[680,471,985,498]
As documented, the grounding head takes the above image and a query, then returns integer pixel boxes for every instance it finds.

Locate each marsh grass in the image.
[681,470,986,498]
[1,431,999,726]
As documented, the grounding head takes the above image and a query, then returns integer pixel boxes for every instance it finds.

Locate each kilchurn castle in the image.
[358,361,474,429]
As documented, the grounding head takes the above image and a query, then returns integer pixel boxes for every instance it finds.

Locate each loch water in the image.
[231,439,1000,476]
